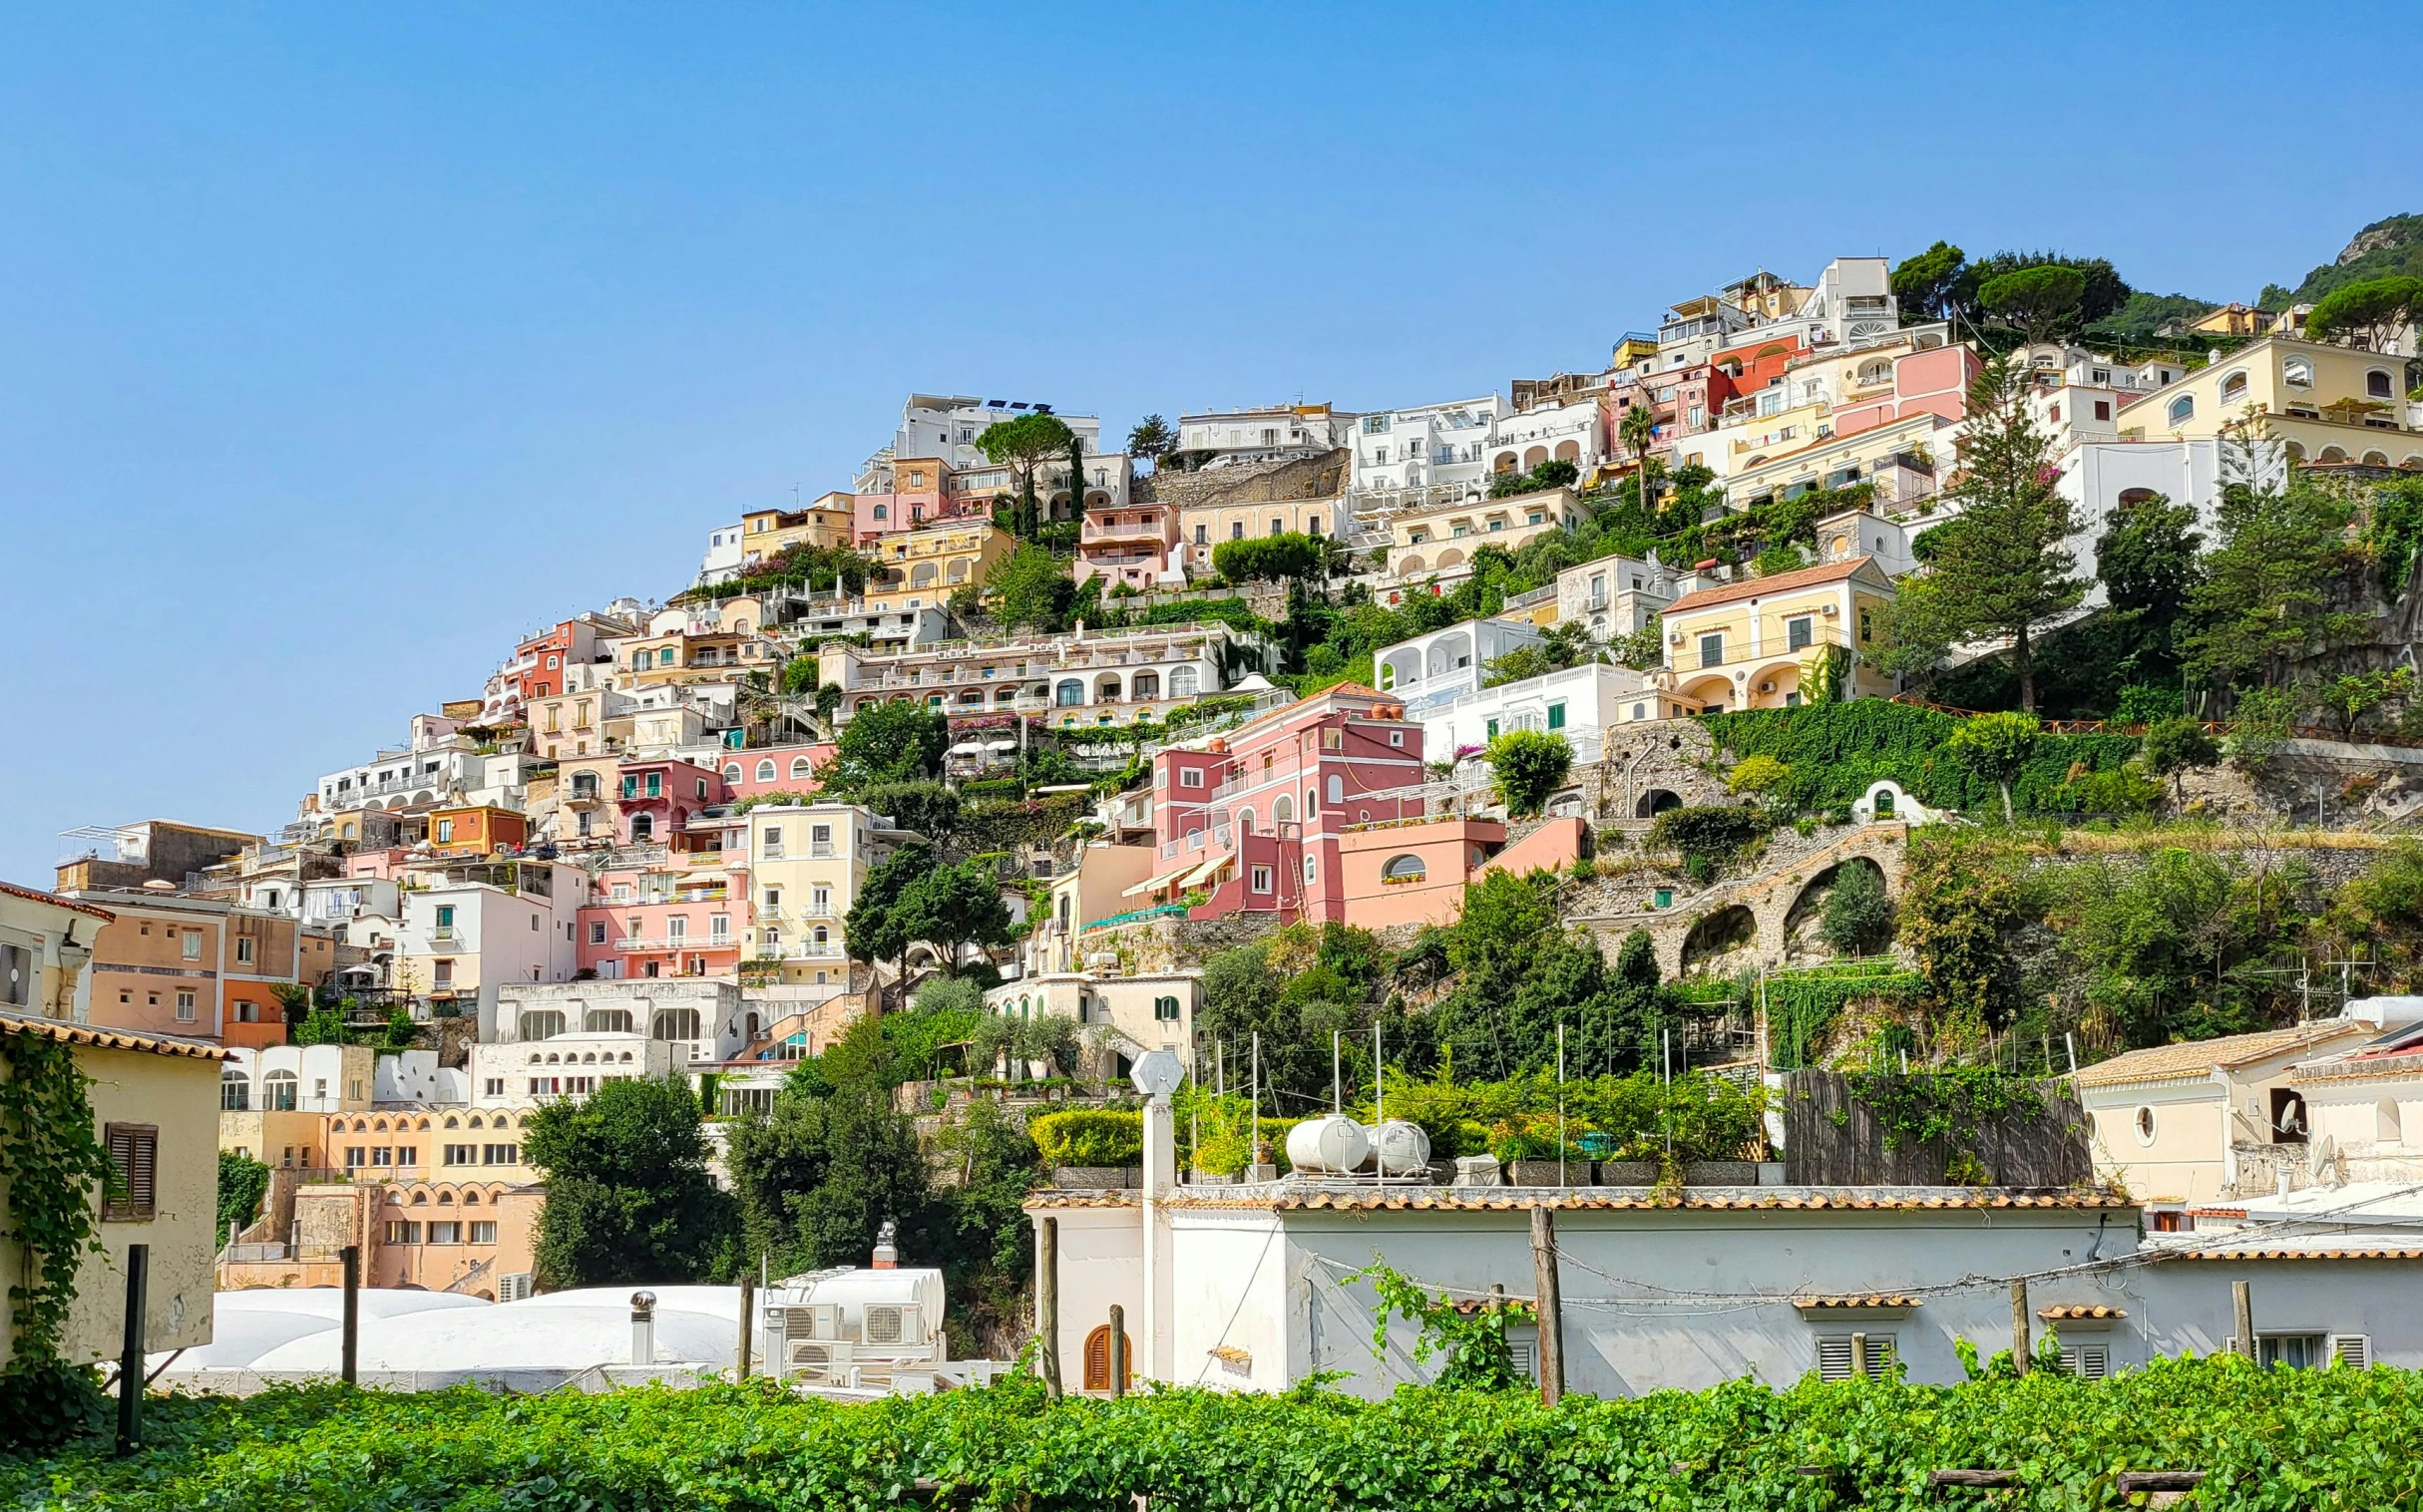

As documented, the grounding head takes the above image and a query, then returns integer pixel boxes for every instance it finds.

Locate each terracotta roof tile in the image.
[2038,1304,2128,1320]
[1795,1295,1918,1310]
[1663,556,1879,615]
[2072,1023,2367,1089]
[0,880,117,922]
[0,1011,228,1061]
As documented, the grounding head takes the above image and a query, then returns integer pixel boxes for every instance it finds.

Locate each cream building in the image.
[862,520,1015,615]
[1660,557,1897,711]
[744,802,895,983]
[2118,334,2423,470]
[1387,484,1587,583]
[824,621,1273,731]
[985,970,1202,1079]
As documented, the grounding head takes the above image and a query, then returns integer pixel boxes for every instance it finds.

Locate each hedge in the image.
[1702,702,2140,819]
[1025,1108,1142,1167]
[12,1362,2423,1509]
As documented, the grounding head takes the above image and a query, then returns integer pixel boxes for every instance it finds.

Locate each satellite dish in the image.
[2309,1133,2339,1186]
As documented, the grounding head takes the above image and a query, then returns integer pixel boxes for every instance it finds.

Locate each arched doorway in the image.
[1082,1323,1133,1392]
[1636,789,1683,818]
[1680,905,1758,974]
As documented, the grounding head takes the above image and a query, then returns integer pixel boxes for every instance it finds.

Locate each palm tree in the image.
[1618,403,1658,514]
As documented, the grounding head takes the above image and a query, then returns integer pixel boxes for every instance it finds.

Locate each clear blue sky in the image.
[3,3,2413,885]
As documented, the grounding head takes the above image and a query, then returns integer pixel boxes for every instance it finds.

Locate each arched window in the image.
[1082,1323,1133,1393]
[1237,810,1256,836]
[2283,357,2314,387]
[723,762,741,783]
[2378,1097,2404,1144]
[756,759,776,781]
[1382,854,1426,883]
[1153,995,1180,1021]
[1168,665,1199,697]
[2220,370,2247,401]
[220,1069,250,1111]
[1327,775,1344,804]
[1273,795,1294,825]
[813,926,829,947]
[630,814,654,842]
[2370,370,2396,400]
[2167,395,2195,426]
[438,1191,455,1205]
[1056,679,1085,707]
[1131,670,1160,701]
[873,504,889,521]
[470,1114,487,1128]
[653,1008,702,1042]
[1857,360,1890,385]
[262,1071,298,1111]
[790,757,813,779]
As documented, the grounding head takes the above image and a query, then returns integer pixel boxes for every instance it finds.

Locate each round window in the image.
[2135,1106,2157,1146]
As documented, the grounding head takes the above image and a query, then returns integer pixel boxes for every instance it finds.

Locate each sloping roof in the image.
[1794,1295,1918,1310]
[0,880,117,922]
[1663,556,1883,616]
[2038,1304,2128,1321]
[1025,1186,2132,1214]
[2073,1023,2368,1089]
[0,1012,228,1061]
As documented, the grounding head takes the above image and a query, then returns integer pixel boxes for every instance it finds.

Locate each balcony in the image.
[1082,522,1169,541]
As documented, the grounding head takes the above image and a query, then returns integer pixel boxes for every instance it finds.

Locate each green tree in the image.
[2095,493,2204,680]
[2182,471,2366,689]
[1484,730,1574,817]
[1126,414,1176,465]
[828,700,948,789]
[2140,715,2221,804]
[1965,251,2130,328]
[1890,239,1971,323]
[215,1149,270,1243]
[853,780,962,850]
[1897,838,2027,1037]
[2302,274,2423,351]
[978,412,1075,538]
[2311,667,2415,738]
[524,1076,737,1288]
[845,843,935,969]
[1944,711,2042,823]
[1819,862,1895,956]
[1876,359,2083,710]
[1618,402,1658,513]
[896,859,1018,975]
[986,544,1077,631]
[1977,264,2090,342]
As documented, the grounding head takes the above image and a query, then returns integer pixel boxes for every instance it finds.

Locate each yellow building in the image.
[739,493,858,562]
[2120,334,2423,470]
[743,803,884,984]
[864,520,1014,614]
[0,1011,223,1371]
[1660,556,1898,712]
[621,627,779,689]
[1387,484,1587,582]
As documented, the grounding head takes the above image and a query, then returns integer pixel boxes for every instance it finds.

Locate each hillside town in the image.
[16,218,2423,1444]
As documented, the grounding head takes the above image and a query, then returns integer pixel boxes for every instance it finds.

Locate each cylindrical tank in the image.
[1372,1120,1432,1177]
[1286,1115,1372,1175]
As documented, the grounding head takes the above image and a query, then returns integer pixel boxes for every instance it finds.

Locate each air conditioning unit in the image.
[497,1272,536,1303]
[789,1338,853,1375]
[784,1304,842,1340]
[863,1303,921,1346]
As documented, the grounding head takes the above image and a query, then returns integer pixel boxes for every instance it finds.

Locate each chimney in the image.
[871,1219,899,1270]
[628,1290,656,1365]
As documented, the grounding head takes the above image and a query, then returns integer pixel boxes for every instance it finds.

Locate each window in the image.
[1699,633,1724,668]
[263,1071,298,1111]
[235,937,254,964]
[2167,395,2195,425]
[175,990,195,1021]
[810,886,830,915]
[1327,774,1345,803]
[711,914,729,942]
[811,824,834,857]
[2220,370,2247,401]
[2369,369,2396,399]
[1250,865,1273,894]
[1382,854,1426,883]
[1787,616,1814,651]
[790,756,814,779]
[220,1071,250,1111]
[1153,994,1181,1022]
[590,921,607,945]
[182,931,202,961]
[428,1221,462,1245]
[2283,357,2314,388]
[470,1221,498,1245]
[1231,522,1244,541]
[103,1124,158,1221]
[445,1143,478,1165]
[1304,856,1318,884]
[762,826,784,857]
[433,959,455,987]
[2135,1106,2157,1145]
[1815,1333,1895,1382]
[2058,1342,2111,1379]
[2256,1333,2326,1370]
[2094,399,2112,422]
[384,1221,423,1245]
[1547,702,1567,731]
[1179,767,1205,789]
[645,773,661,797]
[1389,730,1404,747]
[485,1143,521,1165]
[435,905,456,932]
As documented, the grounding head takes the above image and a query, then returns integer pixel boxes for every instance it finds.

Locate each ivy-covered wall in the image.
[1703,702,2141,819]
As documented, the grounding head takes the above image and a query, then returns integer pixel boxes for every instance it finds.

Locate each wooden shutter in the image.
[1816,1335,1854,1382]
[104,1123,158,1221]
[2059,1342,2110,1379]
[1083,1325,1111,1391]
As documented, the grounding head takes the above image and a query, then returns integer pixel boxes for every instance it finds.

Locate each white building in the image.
[315,724,483,815]
[698,523,746,585]
[855,393,1107,494]
[1414,661,1666,764]
[984,970,1203,1079]
[1173,404,1349,468]
[491,979,752,1067]
[469,1029,681,1108]
[824,621,1274,730]
[1348,395,1504,504]
[1554,556,1673,638]
[392,866,586,1016]
[1373,617,1546,717]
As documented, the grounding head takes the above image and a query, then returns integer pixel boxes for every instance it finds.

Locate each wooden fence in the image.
[1780,1070,2094,1187]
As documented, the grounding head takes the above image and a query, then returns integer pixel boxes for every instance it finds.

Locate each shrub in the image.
[1725,754,1790,795]
[1485,730,1573,816]
[1703,701,2139,819]
[1650,805,1770,882]
[1026,1109,1143,1167]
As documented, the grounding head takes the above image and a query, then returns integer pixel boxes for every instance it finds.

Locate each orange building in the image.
[71,891,336,1048]
[424,805,529,857]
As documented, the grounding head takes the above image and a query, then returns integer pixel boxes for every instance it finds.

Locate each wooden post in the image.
[115,1243,149,1456]
[1107,1304,1127,1400]
[341,1244,360,1385]
[2232,1280,2255,1360]
[1037,1218,1063,1400]
[1529,1205,1565,1405]
[2010,1278,2030,1375]
[735,1272,756,1380]
[1850,1330,1868,1378]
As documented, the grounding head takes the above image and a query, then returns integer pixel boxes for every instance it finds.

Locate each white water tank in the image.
[1372,1120,1432,1177]
[1286,1115,1372,1175]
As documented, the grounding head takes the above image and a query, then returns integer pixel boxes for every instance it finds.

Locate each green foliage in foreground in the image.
[12,1362,2423,1509]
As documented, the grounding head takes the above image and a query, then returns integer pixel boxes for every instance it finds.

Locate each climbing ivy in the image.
[1838,1065,2050,1180]
[0,1028,121,1444]
[1354,1263,1535,1390]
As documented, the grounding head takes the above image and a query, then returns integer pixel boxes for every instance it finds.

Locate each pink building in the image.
[611,758,728,846]
[1137,685,1426,925]
[716,742,836,799]
[1074,499,1183,591]
[1832,344,1981,437]
[576,868,743,980]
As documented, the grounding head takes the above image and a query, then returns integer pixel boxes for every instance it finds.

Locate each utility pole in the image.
[1529,1206,1565,1405]
[2010,1279,2031,1374]
[1036,1218,1062,1400]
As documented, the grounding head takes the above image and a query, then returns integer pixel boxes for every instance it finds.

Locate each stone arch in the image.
[1636,788,1683,818]
[1680,905,1758,974]
[1784,857,1888,956]
[1553,439,1580,463]
[1523,446,1549,470]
